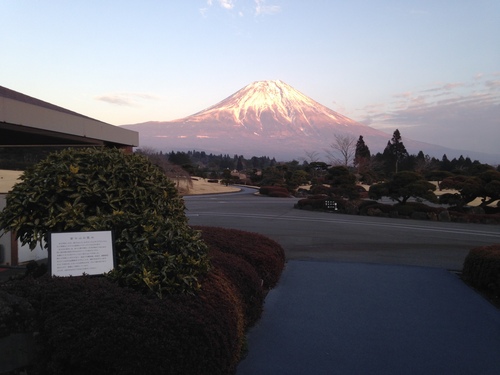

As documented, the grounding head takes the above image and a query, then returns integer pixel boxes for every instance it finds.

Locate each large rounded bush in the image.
[0,147,209,296]
[462,244,500,299]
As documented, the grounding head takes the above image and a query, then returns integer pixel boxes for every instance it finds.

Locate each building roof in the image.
[0,85,139,148]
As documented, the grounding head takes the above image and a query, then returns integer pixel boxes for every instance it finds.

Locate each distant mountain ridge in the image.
[121,80,499,163]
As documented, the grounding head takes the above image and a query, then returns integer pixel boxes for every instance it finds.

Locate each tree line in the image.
[142,129,499,209]
[2,129,498,209]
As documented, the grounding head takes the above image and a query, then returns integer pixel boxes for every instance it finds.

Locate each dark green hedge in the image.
[1,227,286,375]
[462,244,500,300]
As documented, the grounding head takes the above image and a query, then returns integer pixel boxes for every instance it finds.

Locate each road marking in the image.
[187,212,500,238]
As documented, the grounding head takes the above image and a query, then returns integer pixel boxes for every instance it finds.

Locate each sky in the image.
[1,0,499,156]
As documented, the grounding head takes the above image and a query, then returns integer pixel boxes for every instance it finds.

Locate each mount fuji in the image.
[121,80,490,162]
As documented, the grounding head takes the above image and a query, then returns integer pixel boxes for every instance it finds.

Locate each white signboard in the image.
[50,231,115,277]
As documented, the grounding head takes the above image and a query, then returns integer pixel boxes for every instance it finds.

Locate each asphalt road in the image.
[186,188,500,374]
[185,187,500,270]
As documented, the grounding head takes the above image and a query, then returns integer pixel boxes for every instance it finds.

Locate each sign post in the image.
[49,231,115,277]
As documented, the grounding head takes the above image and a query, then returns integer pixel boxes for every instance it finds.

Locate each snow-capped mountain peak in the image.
[121,79,469,161]
[185,80,357,132]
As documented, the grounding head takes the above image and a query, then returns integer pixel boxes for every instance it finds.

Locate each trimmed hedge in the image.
[1,227,286,375]
[3,274,243,375]
[296,197,500,224]
[462,244,500,302]
[308,185,331,196]
[209,249,264,327]
[295,197,345,211]
[193,226,286,289]
[259,186,290,197]
[448,211,500,224]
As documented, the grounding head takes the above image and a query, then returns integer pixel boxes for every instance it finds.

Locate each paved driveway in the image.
[237,261,500,375]
[185,190,500,374]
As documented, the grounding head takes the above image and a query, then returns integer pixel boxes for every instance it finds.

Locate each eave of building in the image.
[0,86,139,148]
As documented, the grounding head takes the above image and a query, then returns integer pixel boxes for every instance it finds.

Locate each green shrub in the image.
[448,211,500,224]
[394,202,443,217]
[1,227,286,375]
[358,201,393,215]
[309,184,331,196]
[0,148,209,297]
[462,244,500,301]
[357,200,379,211]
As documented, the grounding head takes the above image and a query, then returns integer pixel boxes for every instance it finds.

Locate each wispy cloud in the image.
[421,82,465,93]
[95,92,159,107]
[219,0,235,10]
[200,0,281,17]
[200,0,234,15]
[485,80,500,89]
[358,74,500,155]
[255,0,281,16]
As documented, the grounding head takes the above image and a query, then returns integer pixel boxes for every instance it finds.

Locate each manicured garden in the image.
[295,196,500,224]
[0,148,285,374]
[1,147,498,374]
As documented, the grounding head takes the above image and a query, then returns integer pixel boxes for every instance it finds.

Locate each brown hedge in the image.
[268,191,290,198]
[2,274,246,375]
[209,249,264,327]
[193,226,286,289]
[259,186,289,197]
[1,227,287,375]
[462,244,500,300]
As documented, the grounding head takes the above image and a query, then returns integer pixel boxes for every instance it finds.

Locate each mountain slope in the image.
[121,80,495,162]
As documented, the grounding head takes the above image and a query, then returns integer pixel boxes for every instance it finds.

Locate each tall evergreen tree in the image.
[441,154,452,171]
[236,156,244,171]
[384,129,409,174]
[354,135,371,167]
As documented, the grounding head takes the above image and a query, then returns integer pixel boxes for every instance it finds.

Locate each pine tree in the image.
[384,129,409,173]
[354,135,371,168]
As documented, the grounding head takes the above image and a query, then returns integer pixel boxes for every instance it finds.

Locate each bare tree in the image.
[325,134,357,167]
[136,147,193,193]
[302,150,322,163]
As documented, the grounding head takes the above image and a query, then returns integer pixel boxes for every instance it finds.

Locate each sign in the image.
[49,231,115,277]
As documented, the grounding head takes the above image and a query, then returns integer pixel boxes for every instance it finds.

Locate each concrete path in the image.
[237,261,500,375]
